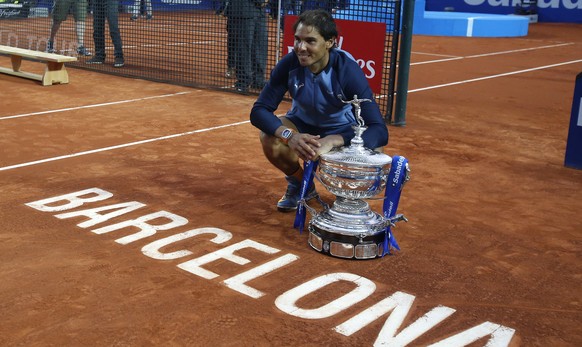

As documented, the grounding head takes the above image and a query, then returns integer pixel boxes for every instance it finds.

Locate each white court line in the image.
[408,59,582,93]
[411,42,574,66]
[0,120,250,172]
[465,42,573,58]
[122,40,217,50]
[411,51,460,58]
[0,91,192,120]
[2,59,582,172]
[411,56,464,65]
[377,58,582,99]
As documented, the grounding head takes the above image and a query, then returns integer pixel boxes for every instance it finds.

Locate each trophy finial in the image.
[339,94,372,127]
[338,94,373,147]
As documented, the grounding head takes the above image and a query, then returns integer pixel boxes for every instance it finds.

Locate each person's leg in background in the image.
[106,0,124,67]
[251,11,267,90]
[226,16,236,78]
[46,0,69,53]
[130,0,141,20]
[233,16,253,92]
[144,0,153,19]
[73,0,91,55]
[87,0,106,63]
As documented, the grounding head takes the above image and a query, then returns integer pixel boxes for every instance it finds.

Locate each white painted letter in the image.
[464,0,486,5]
[25,188,113,212]
[223,253,299,298]
[91,211,188,245]
[55,201,146,228]
[488,0,510,7]
[142,227,233,260]
[177,239,280,280]
[275,273,376,319]
[427,321,515,347]
[537,0,559,9]
[563,0,582,10]
[335,292,456,346]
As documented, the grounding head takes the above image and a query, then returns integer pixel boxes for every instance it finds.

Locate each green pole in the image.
[393,0,416,126]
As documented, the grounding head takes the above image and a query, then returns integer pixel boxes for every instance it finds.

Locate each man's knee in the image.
[261,130,295,160]
[260,130,278,152]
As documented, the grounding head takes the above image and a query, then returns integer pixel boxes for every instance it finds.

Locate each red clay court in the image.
[0,23,581,346]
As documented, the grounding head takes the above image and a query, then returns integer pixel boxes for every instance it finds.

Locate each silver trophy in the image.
[302,95,409,259]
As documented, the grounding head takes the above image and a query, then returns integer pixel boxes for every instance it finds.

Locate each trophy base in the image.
[308,226,386,259]
[306,198,388,260]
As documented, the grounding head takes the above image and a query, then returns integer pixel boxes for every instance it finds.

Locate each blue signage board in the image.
[565,72,582,170]
[425,0,582,23]
[121,0,215,11]
[25,0,216,12]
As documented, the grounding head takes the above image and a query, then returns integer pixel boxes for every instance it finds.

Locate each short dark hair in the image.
[293,9,338,42]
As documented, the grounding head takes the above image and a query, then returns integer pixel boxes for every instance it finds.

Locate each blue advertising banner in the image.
[29,0,216,12]
[122,0,215,11]
[425,0,582,23]
[564,72,582,170]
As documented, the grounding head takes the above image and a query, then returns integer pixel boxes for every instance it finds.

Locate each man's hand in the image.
[288,133,343,161]
[313,135,343,158]
[288,133,320,161]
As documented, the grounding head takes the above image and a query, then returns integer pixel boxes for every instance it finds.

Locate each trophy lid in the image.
[321,140,392,167]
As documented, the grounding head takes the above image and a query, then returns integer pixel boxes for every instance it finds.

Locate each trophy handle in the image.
[383,214,408,228]
[299,198,319,218]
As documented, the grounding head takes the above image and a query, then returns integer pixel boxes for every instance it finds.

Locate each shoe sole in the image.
[277,205,297,212]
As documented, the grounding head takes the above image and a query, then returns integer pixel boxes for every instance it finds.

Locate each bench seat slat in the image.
[0,45,78,63]
[0,45,77,86]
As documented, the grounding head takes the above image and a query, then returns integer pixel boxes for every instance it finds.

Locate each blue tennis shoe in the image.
[277,176,318,212]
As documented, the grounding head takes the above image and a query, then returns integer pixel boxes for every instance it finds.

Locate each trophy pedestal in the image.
[307,197,387,259]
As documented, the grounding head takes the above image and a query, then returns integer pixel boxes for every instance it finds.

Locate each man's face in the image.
[294,23,334,74]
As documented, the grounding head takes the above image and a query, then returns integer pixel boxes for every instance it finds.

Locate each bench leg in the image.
[42,61,69,86]
[10,55,22,72]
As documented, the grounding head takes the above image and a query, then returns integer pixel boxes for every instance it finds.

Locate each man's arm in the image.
[250,54,294,135]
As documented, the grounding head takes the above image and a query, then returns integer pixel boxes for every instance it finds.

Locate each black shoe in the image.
[235,87,248,94]
[46,41,55,53]
[130,15,138,21]
[146,14,153,20]
[234,82,249,94]
[113,57,125,68]
[86,56,104,64]
[77,46,92,56]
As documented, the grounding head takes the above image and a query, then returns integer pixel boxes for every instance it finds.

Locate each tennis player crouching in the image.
[250,9,388,212]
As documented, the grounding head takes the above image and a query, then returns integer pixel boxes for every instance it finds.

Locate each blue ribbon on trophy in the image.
[382,155,409,256]
[293,160,319,233]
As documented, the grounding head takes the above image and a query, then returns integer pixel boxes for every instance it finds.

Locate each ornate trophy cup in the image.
[299,95,410,260]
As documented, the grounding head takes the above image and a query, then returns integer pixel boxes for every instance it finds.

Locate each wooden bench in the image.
[0,45,78,86]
